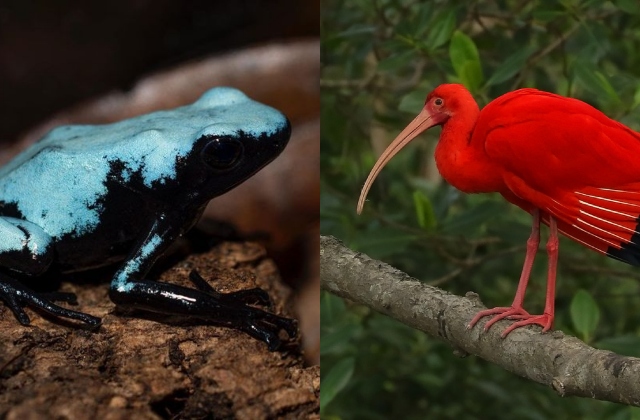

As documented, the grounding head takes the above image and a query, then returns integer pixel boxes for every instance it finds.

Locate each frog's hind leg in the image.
[108,219,297,351]
[0,217,101,327]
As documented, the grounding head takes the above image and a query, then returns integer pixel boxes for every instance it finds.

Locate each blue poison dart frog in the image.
[0,87,296,351]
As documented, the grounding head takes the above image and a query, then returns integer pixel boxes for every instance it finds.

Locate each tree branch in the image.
[320,235,640,406]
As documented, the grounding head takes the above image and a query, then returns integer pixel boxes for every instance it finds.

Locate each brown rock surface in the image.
[0,242,319,419]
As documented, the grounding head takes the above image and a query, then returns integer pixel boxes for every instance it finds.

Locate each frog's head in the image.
[183,88,291,202]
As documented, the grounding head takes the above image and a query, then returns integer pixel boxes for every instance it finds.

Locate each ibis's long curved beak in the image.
[357,108,439,214]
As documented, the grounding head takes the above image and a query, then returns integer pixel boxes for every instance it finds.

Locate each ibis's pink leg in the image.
[499,216,557,336]
[468,209,551,336]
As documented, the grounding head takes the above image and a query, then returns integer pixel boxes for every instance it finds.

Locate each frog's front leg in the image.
[108,218,297,351]
[0,217,101,327]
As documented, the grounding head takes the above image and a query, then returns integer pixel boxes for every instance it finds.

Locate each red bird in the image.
[357,84,640,337]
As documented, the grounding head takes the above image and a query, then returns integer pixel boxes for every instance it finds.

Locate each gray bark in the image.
[320,234,640,406]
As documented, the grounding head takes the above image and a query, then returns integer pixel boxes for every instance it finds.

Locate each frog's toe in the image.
[202,297,297,350]
[242,315,298,351]
[189,270,272,306]
[0,275,100,328]
[235,307,298,350]
[277,316,298,338]
[3,296,31,325]
[40,291,79,304]
[35,300,101,329]
[246,322,282,351]
[225,288,271,306]
[188,270,217,294]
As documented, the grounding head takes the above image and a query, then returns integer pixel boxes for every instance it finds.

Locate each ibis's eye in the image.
[434,98,444,106]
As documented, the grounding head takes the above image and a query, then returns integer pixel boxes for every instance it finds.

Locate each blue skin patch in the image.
[0,217,52,256]
[0,87,296,350]
[194,88,288,137]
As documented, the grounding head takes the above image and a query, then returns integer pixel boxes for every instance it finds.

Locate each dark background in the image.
[0,0,318,142]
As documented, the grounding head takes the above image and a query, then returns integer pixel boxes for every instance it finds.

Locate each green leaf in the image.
[378,50,414,72]
[405,3,433,39]
[321,291,346,326]
[616,0,640,15]
[632,85,640,109]
[352,227,417,258]
[337,24,376,38]
[570,289,600,342]
[532,9,564,23]
[440,200,504,235]
[629,406,640,420]
[449,30,484,92]
[424,9,456,50]
[321,324,363,355]
[597,335,640,358]
[398,89,428,114]
[413,190,437,230]
[320,357,355,413]
[574,61,621,104]
[485,47,535,86]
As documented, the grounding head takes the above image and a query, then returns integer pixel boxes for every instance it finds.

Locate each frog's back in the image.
[0,87,286,181]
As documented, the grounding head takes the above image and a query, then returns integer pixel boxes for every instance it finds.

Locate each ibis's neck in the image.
[434,113,502,194]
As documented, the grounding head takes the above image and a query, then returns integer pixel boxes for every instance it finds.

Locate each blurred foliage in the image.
[321,0,640,418]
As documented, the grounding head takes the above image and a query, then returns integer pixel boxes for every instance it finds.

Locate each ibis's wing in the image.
[545,186,640,266]
[480,90,640,266]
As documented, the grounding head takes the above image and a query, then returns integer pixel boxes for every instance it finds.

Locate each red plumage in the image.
[478,88,640,265]
[357,84,640,337]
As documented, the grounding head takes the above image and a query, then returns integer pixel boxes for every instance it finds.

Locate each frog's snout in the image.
[273,116,292,150]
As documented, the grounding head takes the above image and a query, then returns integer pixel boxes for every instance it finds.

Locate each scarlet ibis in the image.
[357,83,640,337]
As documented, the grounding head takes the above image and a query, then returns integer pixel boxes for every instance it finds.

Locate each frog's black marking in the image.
[0,88,296,351]
[0,201,21,218]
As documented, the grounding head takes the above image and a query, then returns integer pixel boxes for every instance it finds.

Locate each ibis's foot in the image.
[0,275,101,328]
[499,313,553,337]
[467,306,529,331]
[467,306,552,337]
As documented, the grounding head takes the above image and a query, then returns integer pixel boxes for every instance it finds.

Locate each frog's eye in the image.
[202,137,243,170]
